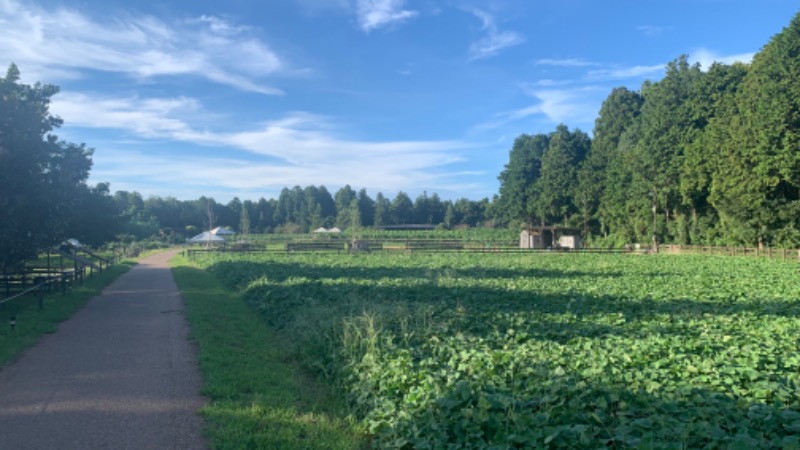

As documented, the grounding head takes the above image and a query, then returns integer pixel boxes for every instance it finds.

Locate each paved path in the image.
[0,251,206,449]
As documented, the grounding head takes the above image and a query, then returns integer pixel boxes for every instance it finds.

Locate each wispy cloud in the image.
[356,0,418,32]
[474,87,601,132]
[92,147,466,198]
[586,64,665,80]
[529,88,601,124]
[689,48,755,70]
[467,9,524,60]
[535,58,597,67]
[637,25,670,37]
[531,79,573,87]
[0,0,287,94]
[52,92,474,197]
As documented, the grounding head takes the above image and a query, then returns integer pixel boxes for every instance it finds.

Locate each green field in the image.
[189,251,800,449]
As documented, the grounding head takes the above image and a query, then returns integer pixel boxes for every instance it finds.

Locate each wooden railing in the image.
[660,245,800,261]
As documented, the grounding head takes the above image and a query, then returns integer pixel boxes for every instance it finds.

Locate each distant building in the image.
[313,227,341,233]
[558,235,581,250]
[210,226,236,235]
[520,226,581,249]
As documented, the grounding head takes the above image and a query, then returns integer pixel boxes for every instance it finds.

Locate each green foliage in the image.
[709,13,800,247]
[192,251,800,449]
[171,256,365,450]
[533,124,591,226]
[591,88,644,239]
[496,133,549,225]
[387,191,412,225]
[495,12,800,247]
[0,64,116,270]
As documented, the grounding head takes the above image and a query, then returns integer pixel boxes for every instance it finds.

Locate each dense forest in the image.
[111,187,492,240]
[497,14,800,248]
[2,12,800,270]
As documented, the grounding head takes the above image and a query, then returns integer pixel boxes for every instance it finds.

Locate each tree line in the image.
[112,187,493,241]
[3,12,799,271]
[496,12,800,248]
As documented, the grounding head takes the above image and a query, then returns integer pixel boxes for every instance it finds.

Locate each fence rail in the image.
[0,246,119,308]
[661,245,800,261]
[184,242,632,257]
[184,241,800,262]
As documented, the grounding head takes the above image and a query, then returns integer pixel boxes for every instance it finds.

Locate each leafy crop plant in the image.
[193,252,800,449]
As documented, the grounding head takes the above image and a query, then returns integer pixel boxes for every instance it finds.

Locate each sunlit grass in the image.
[171,255,366,449]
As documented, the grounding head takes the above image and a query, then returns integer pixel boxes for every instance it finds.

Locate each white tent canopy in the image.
[313,227,342,233]
[188,231,225,243]
[210,227,236,235]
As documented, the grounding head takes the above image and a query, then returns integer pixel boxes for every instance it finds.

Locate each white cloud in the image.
[586,64,665,80]
[53,92,473,197]
[529,88,600,124]
[356,0,418,32]
[531,79,573,87]
[91,147,469,202]
[52,93,203,138]
[0,0,286,94]
[689,48,755,70]
[467,9,524,60]
[474,87,601,132]
[535,58,597,67]
[193,15,246,36]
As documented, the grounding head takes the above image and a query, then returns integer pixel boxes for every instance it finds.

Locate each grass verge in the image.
[171,255,366,450]
[0,260,136,367]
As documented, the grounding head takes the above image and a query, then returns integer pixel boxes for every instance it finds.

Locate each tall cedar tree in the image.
[711,12,800,247]
[496,133,549,226]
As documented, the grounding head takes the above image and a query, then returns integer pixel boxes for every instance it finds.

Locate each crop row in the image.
[192,252,800,448]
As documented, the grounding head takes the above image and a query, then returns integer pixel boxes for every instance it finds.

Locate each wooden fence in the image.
[185,241,800,262]
[660,245,800,262]
[0,247,117,308]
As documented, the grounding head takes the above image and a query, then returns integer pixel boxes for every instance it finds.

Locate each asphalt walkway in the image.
[0,251,206,449]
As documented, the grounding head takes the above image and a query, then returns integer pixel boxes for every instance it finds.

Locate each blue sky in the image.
[2,0,797,203]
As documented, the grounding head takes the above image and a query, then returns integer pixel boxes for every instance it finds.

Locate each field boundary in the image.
[661,244,800,261]
[184,241,800,261]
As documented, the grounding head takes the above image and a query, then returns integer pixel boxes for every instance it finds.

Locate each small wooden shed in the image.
[520,226,581,249]
[557,235,581,249]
